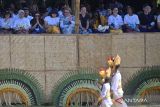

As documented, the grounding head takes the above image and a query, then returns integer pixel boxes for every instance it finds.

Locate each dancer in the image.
[111,55,128,107]
[97,67,113,107]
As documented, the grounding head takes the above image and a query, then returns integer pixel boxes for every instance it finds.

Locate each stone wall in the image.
[0,33,160,102]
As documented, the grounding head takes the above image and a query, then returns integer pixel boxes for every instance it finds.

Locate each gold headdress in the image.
[107,56,114,68]
[99,67,111,79]
[114,54,121,66]
[99,68,106,79]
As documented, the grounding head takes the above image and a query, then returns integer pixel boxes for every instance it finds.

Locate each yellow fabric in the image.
[100,16,107,25]
[98,97,103,102]
[118,80,122,89]
[46,26,60,34]
[98,97,103,104]
[110,29,123,34]
[93,16,107,29]
[106,90,111,99]
[117,79,123,95]
[93,20,99,29]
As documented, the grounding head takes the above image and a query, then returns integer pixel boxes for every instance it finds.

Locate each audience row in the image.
[0,4,160,34]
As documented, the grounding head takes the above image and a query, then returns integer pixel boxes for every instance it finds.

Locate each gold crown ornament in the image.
[99,67,111,79]
[107,56,114,67]
[114,54,121,66]
[99,68,106,79]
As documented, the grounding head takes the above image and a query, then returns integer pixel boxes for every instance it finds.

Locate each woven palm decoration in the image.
[52,68,100,107]
[124,66,160,104]
[0,69,43,106]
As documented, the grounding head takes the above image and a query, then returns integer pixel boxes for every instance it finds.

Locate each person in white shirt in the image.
[98,68,113,107]
[99,79,113,107]
[108,7,123,33]
[24,7,33,22]
[44,10,60,33]
[111,55,127,107]
[13,10,31,34]
[124,6,140,32]
[0,11,14,34]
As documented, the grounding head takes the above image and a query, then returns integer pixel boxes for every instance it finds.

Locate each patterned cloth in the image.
[60,16,75,34]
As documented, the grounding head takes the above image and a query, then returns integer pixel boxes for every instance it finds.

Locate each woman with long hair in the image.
[30,12,45,34]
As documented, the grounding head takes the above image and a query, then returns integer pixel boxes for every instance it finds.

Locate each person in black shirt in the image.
[30,12,45,34]
[139,4,156,32]
[79,6,92,34]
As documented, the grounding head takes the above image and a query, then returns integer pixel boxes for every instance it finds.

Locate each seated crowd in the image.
[0,2,160,34]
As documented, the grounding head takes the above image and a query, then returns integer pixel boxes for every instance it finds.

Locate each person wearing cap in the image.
[111,55,127,107]
[13,10,31,34]
[44,9,60,34]
[97,67,113,107]
[24,7,33,22]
